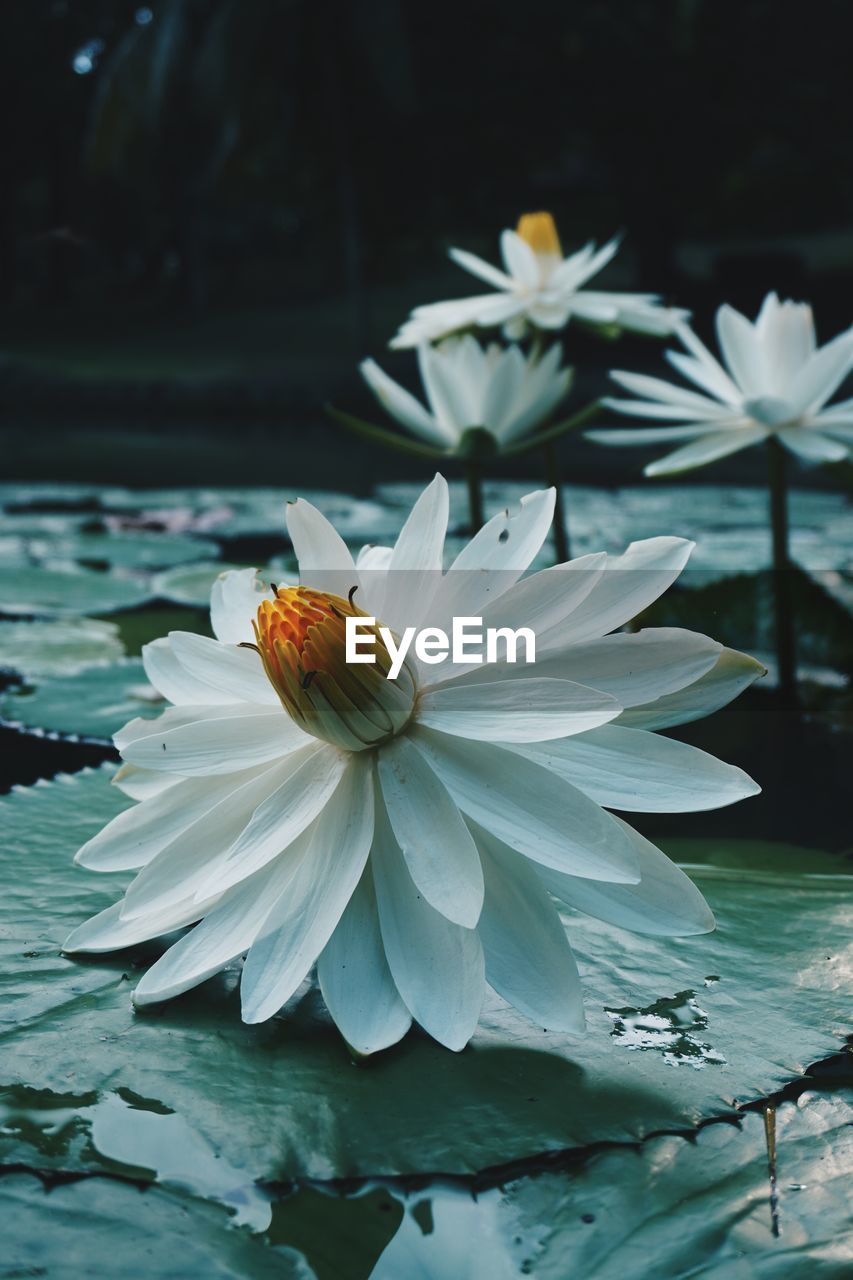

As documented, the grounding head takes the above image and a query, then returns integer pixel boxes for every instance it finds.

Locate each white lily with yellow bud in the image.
[65,477,762,1055]
[391,212,688,348]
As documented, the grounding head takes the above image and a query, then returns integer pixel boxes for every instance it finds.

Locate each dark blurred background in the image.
[2,0,853,490]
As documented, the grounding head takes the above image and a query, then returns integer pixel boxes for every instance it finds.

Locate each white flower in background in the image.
[587,293,853,475]
[65,477,762,1055]
[391,212,688,348]
[360,336,572,453]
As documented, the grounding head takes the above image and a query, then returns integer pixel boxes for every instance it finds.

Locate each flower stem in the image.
[543,442,570,563]
[767,437,797,703]
[465,462,484,533]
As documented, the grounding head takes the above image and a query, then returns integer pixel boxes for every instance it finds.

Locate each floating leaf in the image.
[0,1175,304,1279]
[0,566,152,617]
[151,562,287,608]
[0,768,848,1181]
[502,1090,853,1278]
[28,530,222,570]
[0,617,124,680]
[152,561,243,607]
[0,660,162,741]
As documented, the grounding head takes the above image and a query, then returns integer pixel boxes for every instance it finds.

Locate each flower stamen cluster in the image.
[252,586,416,752]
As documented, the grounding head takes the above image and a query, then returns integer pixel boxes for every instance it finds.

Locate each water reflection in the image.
[0,1086,272,1230]
[605,990,727,1069]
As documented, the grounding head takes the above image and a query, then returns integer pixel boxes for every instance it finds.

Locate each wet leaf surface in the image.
[0,660,162,742]
[0,565,153,617]
[0,1174,308,1279]
[0,617,125,681]
[0,767,848,1183]
[502,1090,853,1279]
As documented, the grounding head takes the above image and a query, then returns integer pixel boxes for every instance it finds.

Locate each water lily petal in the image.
[531,628,721,706]
[609,370,730,416]
[111,764,181,802]
[411,726,640,884]
[360,357,452,447]
[586,424,718,446]
[417,677,621,742]
[448,245,514,291]
[776,428,849,464]
[473,821,584,1032]
[132,842,308,1006]
[118,755,312,919]
[380,474,449,633]
[786,329,853,415]
[425,552,607,688]
[555,537,694,646]
[371,792,484,1051]
[76,766,271,871]
[378,735,483,927]
[603,396,724,421]
[168,631,279,706]
[538,815,714,936]
[645,426,767,476]
[669,326,742,403]
[120,706,303,776]
[286,497,358,598]
[317,866,412,1056]
[204,744,349,899]
[716,304,766,395]
[616,648,766,730]
[142,636,232,706]
[520,724,760,812]
[240,754,375,1023]
[210,569,273,646]
[500,229,540,288]
[63,893,217,955]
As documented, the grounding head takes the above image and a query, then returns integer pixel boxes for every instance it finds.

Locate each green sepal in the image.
[325,405,447,459]
[503,400,603,456]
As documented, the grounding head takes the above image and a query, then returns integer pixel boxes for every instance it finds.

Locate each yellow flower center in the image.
[516,211,563,261]
[252,586,416,752]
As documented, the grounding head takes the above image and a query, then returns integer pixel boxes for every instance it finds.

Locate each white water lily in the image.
[360,336,572,453]
[391,212,688,349]
[65,477,762,1054]
[587,292,853,475]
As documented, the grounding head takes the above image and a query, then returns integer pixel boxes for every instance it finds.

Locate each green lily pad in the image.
[0,768,848,1181]
[281,1089,852,1277]
[0,566,153,617]
[502,1089,853,1278]
[0,1175,304,1279]
[29,530,222,570]
[150,562,286,609]
[0,617,125,680]
[0,512,91,538]
[0,660,163,741]
[0,482,101,508]
[151,561,242,607]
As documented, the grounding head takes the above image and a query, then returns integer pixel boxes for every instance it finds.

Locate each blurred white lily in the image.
[391,212,688,348]
[588,293,853,475]
[360,336,572,455]
[65,478,762,1055]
